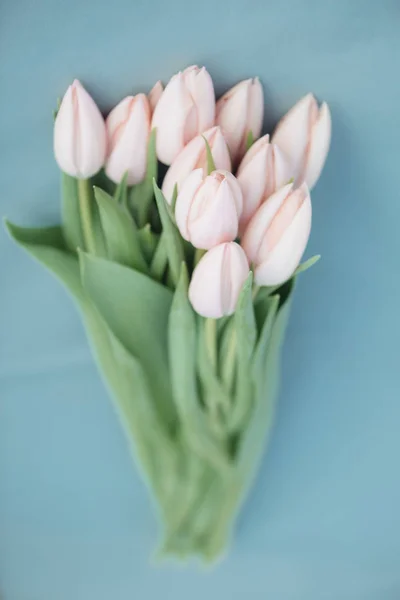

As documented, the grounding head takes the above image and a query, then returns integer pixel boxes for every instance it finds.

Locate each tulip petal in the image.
[255,188,312,286]
[206,127,232,172]
[183,66,215,134]
[237,134,269,174]
[54,85,77,176]
[106,94,150,185]
[304,102,332,189]
[272,93,317,183]
[217,170,243,216]
[74,81,107,178]
[175,169,204,240]
[237,142,269,231]
[189,178,239,249]
[271,144,293,192]
[161,133,206,201]
[148,81,163,112]
[161,126,230,202]
[189,244,226,318]
[241,183,293,263]
[151,73,194,165]
[188,242,248,318]
[216,79,251,163]
[247,78,264,142]
[106,96,133,146]
[223,243,249,315]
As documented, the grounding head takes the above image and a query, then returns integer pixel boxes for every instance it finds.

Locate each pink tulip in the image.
[216,78,263,166]
[189,242,249,318]
[54,79,106,178]
[105,94,151,185]
[237,134,292,234]
[148,81,163,112]
[242,182,311,286]
[151,65,215,165]
[162,126,231,202]
[272,93,331,189]
[175,169,242,250]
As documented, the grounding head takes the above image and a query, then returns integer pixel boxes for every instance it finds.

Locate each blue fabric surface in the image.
[1,1,400,598]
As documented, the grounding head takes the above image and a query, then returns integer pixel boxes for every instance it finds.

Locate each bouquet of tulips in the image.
[6,66,331,562]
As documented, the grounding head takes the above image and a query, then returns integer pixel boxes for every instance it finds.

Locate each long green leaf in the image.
[5,221,84,302]
[153,180,185,287]
[79,252,176,429]
[94,187,147,273]
[138,224,159,264]
[130,128,158,227]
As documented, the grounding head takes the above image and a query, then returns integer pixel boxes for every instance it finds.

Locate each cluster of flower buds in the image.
[53,67,331,318]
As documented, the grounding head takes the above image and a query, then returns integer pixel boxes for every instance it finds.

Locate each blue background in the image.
[1,0,400,598]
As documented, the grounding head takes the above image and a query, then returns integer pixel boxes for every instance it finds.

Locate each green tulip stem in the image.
[78,178,96,254]
[221,327,237,393]
[205,317,217,371]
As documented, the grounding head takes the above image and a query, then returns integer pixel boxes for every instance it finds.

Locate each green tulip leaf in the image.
[295,254,321,275]
[113,171,129,209]
[94,186,147,273]
[203,136,216,175]
[79,251,176,429]
[5,221,84,302]
[130,128,158,227]
[138,224,159,264]
[153,180,185,287]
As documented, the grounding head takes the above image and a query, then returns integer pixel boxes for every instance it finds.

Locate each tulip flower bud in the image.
[189,242,249,318]
[162,126,231,202]
[54,79,107,178]
[237,134,292,234]
[216,78,263,166]
[175,169,243,250]
[148,81,163,112]
[272,93,331,190]
[105,94,151,185]
[242,182,311,287]
[151,65,215,165]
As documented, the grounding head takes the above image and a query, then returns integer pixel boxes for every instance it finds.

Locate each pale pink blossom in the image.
[54,79,106,178]
[272,93,331,189]
[242,182,312,286]
[175,169,242,249]
[151,65,215,165]
[189,242,249,318]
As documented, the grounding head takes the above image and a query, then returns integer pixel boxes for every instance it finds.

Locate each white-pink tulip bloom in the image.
[189,242,249,318]
[105,94,151,185]
[272,93,331,190]
[175,169,242,250]
[237,134,292,234]
[242,182,311,287]
[216,78,263,166]
[151,65,215,165]
[148,81,163,112]
[162,126,231,202]
[54,79,106,178]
